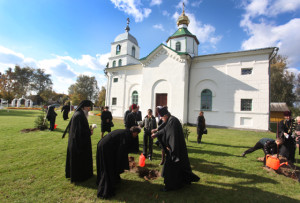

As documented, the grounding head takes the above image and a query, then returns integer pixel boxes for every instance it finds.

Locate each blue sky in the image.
[0,0,300,94]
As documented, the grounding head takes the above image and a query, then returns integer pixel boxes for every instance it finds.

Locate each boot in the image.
[159,151,165,165]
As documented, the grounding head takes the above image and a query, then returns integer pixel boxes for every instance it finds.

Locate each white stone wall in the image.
[188,52,271,130]
[140,47,187,122]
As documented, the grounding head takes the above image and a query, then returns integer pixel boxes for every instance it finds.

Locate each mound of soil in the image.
[258,156,300,182]
[20,128,40,133]
[128,156,160,180]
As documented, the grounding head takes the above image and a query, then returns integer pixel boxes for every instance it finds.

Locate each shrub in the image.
[34,113,49,130]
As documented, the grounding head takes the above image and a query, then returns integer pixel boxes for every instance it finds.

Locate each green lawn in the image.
[1,109,300,202]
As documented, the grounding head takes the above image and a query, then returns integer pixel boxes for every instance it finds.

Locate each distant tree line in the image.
[0,65,106,107]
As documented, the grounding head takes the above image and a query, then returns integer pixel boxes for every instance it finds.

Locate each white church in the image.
[104,8,278,131]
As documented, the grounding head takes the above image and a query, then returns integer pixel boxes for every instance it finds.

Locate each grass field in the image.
[1,109,300,203]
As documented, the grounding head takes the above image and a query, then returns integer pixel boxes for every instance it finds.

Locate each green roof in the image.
[171,28,194,37]
[166,28,199,44]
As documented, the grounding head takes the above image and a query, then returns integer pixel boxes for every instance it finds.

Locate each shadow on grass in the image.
[189,140,251,149]
[108,178,299,203]
[74,175,97,189]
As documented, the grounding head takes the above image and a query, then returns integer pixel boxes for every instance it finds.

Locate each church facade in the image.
[105,10,277,131]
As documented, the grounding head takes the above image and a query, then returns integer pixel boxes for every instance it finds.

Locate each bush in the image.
[34,113,49,130]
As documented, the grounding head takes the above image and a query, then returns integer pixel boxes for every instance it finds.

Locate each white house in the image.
[105,9,277,131]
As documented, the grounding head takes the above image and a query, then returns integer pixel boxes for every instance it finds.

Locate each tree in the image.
[68,75,99,105]
[270,55,296,107]
[96,86,106,107]
[12,65,34,97]
[295,73,300,102]
[0,68,15,101]
[31,69,53,94]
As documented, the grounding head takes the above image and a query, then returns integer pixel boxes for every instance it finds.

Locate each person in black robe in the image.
[197,111,206,144]
[96,126,141,199]
[46,106,57,131]
[137,105,142,122]
[125,104,139,152]
[101,106,113,138]
[152,106,200,191]
[123,106,131,125]
[279,111,296,163]
[63,100,94,182]
[61,104,70,120]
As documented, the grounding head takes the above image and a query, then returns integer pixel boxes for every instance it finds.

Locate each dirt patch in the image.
[128,156,160,180]
[258,156,300,182]
[20,128,40,133]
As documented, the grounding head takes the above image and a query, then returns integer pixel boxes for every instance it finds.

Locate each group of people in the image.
[63,100,200,199]
[241,111,300,166]
[46,103,70,131]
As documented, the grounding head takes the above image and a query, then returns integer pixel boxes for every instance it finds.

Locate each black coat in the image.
[124,110,131,124]
[65,109,93,182]
[96,129,135,199]
[46,107,57,121]
[156,115,200,190]
[125,112,139,152]
[279,119,296,161]
[101,111,113,132]
[61,105,70,120]
[197,116,205,135]
[137,111,142,121]
[263,140,278,155]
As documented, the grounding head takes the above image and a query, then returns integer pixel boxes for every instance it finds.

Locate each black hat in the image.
[158,106,169,117]
[76,100,93,111]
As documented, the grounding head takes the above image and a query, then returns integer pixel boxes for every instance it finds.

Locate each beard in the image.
[83,110,89,119]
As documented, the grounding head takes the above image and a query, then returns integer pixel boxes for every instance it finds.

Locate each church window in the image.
[112,97,117,105]
[132,91,138,105]
[118,59,122,66]
[112,61,116,67]
[241,68,252,75]
[201,89,212,111]
[241,99,252,111]
[132,46,136,57]
[176,42,181,51]
[113,78,118,83]
[116,45,121,55]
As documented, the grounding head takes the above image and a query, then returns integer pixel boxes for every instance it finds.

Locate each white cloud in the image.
[150,0,162,6]
[191,0,202,7]
[172,11,222,48]
[0,45,109,93]
[162,10,170,17]
[244,0,300,18]
[110,0,152,22]
[0,46,24,65]
[153,24,165,31]
[240,0,300,69]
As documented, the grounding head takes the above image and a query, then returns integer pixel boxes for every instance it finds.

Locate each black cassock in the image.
[125,112,139,152]
[96,129,134,198]
[65,109,93,182]
[156,116,200,190]
[46,106,57,131]
[61,105,70,120]
[279,119,296,162]
[101,111,113,132]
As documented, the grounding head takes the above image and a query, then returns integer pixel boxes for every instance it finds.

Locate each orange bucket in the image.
[266,155,288,170]
[54,124,58,129]
[139,153,146,167]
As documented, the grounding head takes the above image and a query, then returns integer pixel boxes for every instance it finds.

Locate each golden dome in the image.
[177,3,190,26]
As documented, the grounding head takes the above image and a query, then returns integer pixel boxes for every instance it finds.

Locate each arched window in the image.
[201,89,212,111]
[112,60,116,67]
[132,91,138,105]
[118,59,122,66]
[176,42,181,51]
[132,46,136,57]
[116,44,121,55]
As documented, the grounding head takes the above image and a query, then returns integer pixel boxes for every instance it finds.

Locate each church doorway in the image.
[155,93,167,116]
